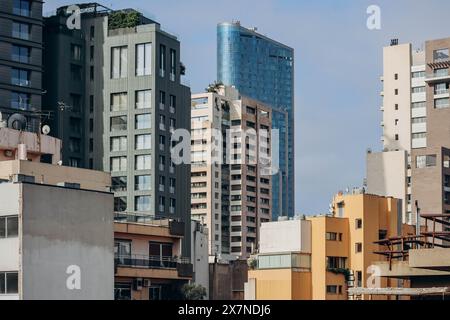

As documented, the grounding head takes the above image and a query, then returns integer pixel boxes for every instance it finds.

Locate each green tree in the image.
[181,283,207,300]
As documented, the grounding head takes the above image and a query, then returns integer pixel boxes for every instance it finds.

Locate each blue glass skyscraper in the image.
[217,22,295,220]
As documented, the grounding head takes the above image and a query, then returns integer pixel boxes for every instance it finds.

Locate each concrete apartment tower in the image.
[217,22,294,221]
[0,0,43,133]
[43,4,192,257]
[368,37,450,230]
[191,86,273,258]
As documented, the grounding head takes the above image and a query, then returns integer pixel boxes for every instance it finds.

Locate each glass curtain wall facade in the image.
[217,22,295,219]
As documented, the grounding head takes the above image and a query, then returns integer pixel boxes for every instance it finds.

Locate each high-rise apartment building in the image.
[368,37,450,230]
[217,22,294,220]
[0,0,43,133]
[43,4,192,257]
[191,86,273,258]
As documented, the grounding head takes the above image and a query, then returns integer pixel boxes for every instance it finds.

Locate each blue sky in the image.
[45,0,450,215]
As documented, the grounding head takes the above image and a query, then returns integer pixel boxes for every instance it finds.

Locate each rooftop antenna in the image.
[390,38,399,46]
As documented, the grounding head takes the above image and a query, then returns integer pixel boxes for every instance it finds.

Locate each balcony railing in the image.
[115,254,190,270]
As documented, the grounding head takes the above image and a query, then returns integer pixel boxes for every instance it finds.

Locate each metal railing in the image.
[115,254,190,269]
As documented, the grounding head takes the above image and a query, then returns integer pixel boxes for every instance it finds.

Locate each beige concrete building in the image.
[368,37,450,229]
[190,86,273,258]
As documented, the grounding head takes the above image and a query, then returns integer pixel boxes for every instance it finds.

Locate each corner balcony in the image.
[114,254,193,280]
[425,67,450,84]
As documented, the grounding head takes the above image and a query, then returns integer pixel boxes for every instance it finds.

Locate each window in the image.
[434,48,449,62]
[435,83,449,95]
[159,44,166,77]
[394,73,398,80]
[70,94,81,112]
[70,117,81,134]
[326,232,338,241]
[356,219,363,229]
[90,26,95,40]
[111,93,127,111]
[111,177,127,192]
[412,101,426,109]
[326,286,338,294]
[326,257,347,269]
[114,197,127,212]
[70,64,82,81]
[356,271,363,287]
[135,114,151,130]
[416,155,437,168]
[111,46,128,79]
[394,89,398,95]
[69,138,81,153]
[160,91,166,108]
[355,243,363,253]
[11,68,29,86]
[135,155,151,170]
[136,43,152,76]
[434,68,449,77]
[12,22,29,40]
[412,86,426,93]
[135,196,151,212]
[111,156,127,172]
[435,98,450,109]
[412,117,426,124]
[71,44,81,61]
[170,49,176,81]
[11,92,30,110]
[395,134,399,141]
[12,45,30,63]
[90,66,94,81]
[0,216,19,238]
[69,158,80,168]
[412,71,425,78]
[395,104,399,110]
[110,116,127,131]
[379,230,388,240]
[135,134,151,150]
[90,45,94,61]
[412,132,426,140]
[110,136,127,152]
[13,0,30,16]
[135,175,151,191]
[136,90,151,109]
[0,272,18,295]
[169,95,176,113]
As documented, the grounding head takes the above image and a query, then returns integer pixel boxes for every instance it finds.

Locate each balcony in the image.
[115,254,187,269]
[425,70,450,84]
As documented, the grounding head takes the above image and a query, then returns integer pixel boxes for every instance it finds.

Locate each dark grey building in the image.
[0,0,43,132]
[44,3,192,257]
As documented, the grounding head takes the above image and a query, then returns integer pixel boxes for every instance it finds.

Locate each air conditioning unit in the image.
[143,279,151,288]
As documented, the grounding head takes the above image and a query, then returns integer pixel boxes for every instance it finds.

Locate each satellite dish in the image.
[42,125,51,135]
[7,113,27,131]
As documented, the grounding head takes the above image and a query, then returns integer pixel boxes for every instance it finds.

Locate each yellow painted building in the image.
[246,192,407,300]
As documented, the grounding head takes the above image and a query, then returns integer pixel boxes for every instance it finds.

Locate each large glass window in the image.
[135,175,151,191]
[71,44,81,61]
[136,90,151,109]
[136,43,152,76]
[416,155,437,168]
[111,177,127,192]
[12,45,30,63]
[110,116,127,131]
[111,46,128,79]
[111,93,128,111]
[0,272,18,295]
[11,68,29,86]
[12,22,29,40]
[135,114,151,130]
[435,83,449,95]
[159,44,166,77]
[135,134,151,150]
[135,196,151,212]
[435,98,450,109]
[135,155,151,170]
[170,49,176,81]
[114,197,127,212]
[326,257,347,269]
[110,156,127,172]
[434,48,449,62]
[10,92,30,110]
[13,0,30,16]
[110,136,127,152]
[0,216,19,238]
